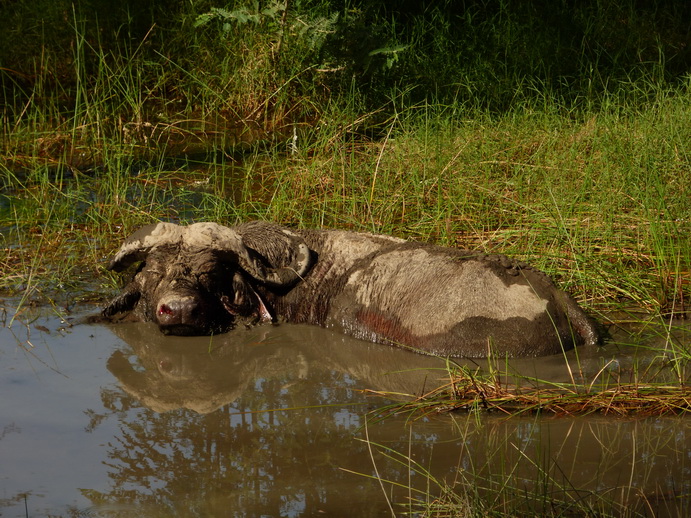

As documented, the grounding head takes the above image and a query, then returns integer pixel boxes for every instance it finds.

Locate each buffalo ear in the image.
[182,222,311,288]
[220,273,273,324]
[108,222,183,272]
[231,221,314,287]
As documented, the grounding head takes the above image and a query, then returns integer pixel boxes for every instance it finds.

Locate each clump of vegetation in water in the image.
[369,355,690,419]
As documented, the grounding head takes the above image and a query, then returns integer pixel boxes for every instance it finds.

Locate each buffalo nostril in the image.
[158,359,173,373]
[157,302,181,326]
[158,304,174,316]
[156,297,202,329]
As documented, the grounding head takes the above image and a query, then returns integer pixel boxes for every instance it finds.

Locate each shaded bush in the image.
[1,0,690,120]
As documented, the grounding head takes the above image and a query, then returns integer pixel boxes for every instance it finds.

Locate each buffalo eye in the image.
[197,271,216,288]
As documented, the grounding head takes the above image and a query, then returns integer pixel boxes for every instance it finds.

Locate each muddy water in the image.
[1,305,689,517]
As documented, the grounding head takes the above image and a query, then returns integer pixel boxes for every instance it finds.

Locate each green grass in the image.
[2,86,690,313]
[235,94,690,320]
[2,39,689,325]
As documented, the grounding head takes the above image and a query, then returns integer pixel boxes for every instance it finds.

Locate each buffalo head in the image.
[103,222,312,335]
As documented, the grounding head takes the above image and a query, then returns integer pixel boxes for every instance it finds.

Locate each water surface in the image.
[1,305,689,517]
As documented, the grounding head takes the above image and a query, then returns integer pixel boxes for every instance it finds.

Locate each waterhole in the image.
[0,304,689,517]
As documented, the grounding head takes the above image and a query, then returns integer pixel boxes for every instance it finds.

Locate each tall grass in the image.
[0,1,689,317]
[250,88,690,320]
[2,83,690,319]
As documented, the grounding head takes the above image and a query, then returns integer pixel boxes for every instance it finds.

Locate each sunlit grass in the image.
[2,92,689,318]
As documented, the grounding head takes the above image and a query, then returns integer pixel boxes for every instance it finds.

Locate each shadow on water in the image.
[0,303,689,517]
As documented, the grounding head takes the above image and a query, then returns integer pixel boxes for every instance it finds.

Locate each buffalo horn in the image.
[109,222,311,288]
[189,223,311,287]
[107,222,183,272]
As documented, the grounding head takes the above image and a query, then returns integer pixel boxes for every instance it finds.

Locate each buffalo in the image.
[103,221,600,357]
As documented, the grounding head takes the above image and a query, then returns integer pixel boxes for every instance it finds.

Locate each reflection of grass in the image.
[356,434,649,518]
[356,410,690,517]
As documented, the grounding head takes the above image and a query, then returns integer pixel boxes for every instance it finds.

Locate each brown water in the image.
[1,304,689,517]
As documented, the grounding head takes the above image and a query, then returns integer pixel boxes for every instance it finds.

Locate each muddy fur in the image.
[103,220,600,357]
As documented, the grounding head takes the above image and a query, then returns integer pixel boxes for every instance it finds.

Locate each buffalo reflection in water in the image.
[95,322,690,517]
[106,321,445,414]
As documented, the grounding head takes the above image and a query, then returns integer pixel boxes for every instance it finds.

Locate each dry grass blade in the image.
[366,367,691,418]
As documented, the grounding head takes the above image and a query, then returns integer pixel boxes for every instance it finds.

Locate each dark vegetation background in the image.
[2,0,690,121]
